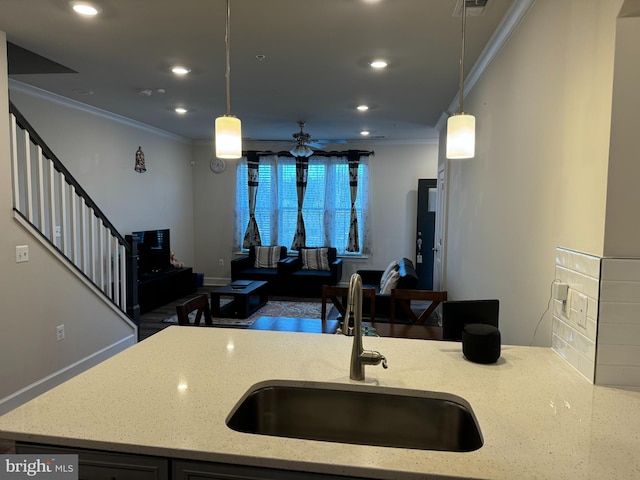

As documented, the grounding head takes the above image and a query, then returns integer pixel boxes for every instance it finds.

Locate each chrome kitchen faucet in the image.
[344,273,388,380]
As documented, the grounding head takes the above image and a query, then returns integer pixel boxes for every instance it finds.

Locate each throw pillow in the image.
[254,246,281,268]
[379,260,399,290]
[301,247,330,271]
[380,269,401,295]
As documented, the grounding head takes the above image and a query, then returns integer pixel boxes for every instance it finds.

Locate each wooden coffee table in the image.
[211,280,268,319]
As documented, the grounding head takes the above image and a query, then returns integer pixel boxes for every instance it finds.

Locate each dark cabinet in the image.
[16,444,374,480]
[138,267,197,314]
[16,443,169,480]
[172,459,372,480]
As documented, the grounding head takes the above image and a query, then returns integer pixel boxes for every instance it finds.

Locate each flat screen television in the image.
[131,229,171,277]
[442,299,500,341]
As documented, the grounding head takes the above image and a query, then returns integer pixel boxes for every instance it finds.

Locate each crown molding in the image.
[8,79,191,144]
[442,0,537,124]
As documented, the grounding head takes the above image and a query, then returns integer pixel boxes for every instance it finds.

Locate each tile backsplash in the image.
[553,248,600,382]
[553,247,640,387]
[596,258,640,387]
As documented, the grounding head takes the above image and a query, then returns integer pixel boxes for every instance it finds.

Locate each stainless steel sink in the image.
[226,380,483,452]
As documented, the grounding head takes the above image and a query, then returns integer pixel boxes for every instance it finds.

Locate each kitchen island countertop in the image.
[1,326,640,479]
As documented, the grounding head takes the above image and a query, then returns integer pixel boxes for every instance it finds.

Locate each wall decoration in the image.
[210,157,227,174]
[135,146,147,173]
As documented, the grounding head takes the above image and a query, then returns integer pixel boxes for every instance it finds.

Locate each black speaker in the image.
[462,323,501,364]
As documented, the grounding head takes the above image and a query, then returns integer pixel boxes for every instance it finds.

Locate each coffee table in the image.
[211,280,268,319]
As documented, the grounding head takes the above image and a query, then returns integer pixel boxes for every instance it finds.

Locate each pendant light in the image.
[215,0,242,159]
[446,0,475,159]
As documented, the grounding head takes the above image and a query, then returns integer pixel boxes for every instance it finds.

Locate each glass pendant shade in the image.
[289,144,314,157]
[215,115,242,159]
[446,113,476,159]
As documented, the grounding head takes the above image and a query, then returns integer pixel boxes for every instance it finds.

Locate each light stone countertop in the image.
[1,326,640,479]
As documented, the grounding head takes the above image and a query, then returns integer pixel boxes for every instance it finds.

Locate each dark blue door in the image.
[416,179,437,290]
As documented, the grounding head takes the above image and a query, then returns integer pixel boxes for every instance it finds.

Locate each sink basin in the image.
[226,380,483,452]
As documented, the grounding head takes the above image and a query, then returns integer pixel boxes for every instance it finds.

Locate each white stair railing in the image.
[8,103,133,317]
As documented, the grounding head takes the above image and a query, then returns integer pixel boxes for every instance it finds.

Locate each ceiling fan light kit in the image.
[290,144,314,158]
[446,0,476,159]
[289,121,318,157]
[215,0,242,160]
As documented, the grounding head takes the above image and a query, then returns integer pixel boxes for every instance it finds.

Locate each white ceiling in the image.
[1,0,515,145]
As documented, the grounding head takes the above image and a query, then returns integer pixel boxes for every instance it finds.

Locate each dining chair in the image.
[175,293,212,326]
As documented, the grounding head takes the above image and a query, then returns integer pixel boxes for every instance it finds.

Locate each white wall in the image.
[443,0,621,346]
[8,85,196,266]
[191,141,439,285]
[604,15,640,256]
[0,35,137,413]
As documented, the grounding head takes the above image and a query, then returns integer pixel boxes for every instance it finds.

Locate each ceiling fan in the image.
[247,121,347,155]
[289,121,323,157]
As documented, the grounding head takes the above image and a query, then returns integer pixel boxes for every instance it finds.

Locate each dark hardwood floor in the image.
[137,286,215,341]
[137,286,442,341]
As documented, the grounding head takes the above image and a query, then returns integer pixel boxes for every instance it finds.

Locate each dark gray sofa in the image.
[281,247,343,297]
[357,257,419,321]
[231,246,342,297]
[230,246,289,293]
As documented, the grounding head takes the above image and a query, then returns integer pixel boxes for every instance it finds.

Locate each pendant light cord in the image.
[458,0,467,114]
[225,0,232,116]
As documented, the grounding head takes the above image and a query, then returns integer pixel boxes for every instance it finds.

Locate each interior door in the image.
[416,179,437,290]
[433,168,446,290]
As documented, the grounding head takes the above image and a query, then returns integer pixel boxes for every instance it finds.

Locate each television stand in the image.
[137,267,197,314]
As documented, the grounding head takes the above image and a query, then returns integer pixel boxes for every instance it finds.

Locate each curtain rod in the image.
[244,149,374,158]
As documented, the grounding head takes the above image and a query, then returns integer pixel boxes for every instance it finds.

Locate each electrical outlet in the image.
[219,259,224,267]
[15,245,29,263]
[55,226,61,237]
[56,324,65,341]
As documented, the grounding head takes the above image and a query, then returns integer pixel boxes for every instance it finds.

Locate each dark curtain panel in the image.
[346,151,360,252]
[243,152,262,248]
[291,157,309,250]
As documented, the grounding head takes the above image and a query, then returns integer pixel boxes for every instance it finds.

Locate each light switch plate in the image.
[15,245,29,263]
[576,293,587,328]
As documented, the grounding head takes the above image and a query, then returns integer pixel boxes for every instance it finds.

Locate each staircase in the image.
[8,101,137,323]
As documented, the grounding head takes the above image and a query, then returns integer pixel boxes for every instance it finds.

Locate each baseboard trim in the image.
[0,335,136,416]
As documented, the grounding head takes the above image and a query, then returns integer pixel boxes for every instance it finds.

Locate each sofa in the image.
[230,246,289,293]
[356,257,419,321]
[231,246,343,297]
[280,247,343,297]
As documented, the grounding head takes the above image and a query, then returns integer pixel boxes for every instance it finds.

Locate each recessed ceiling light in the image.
[369,60,388,69]
[356,105,369,111]
[70,1,101,16]
[171,66,191,75]
[360,131,370,136]
[175,107,188,115]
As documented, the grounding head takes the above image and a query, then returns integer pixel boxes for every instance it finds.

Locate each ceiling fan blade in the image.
[316,139,348,145]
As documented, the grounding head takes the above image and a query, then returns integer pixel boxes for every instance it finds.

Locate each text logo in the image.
[1,455,78,479]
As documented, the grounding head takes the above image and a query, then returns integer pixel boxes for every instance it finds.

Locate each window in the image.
[235,154,370,254]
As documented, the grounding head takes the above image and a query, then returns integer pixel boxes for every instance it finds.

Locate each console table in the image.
[137,267,197,314]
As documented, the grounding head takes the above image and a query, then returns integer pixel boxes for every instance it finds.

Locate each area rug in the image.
[163,300,331,328]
